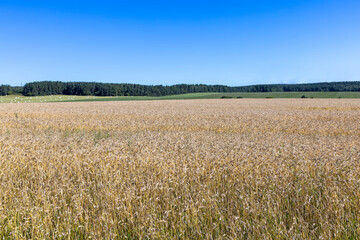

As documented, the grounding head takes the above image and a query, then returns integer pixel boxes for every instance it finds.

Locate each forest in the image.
[1,81,360,96]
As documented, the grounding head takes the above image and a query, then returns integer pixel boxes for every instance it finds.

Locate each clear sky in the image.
[1,0,360,86]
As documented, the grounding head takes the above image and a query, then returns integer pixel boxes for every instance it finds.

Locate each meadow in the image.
[2,91,360,104]
[0,99,360,239]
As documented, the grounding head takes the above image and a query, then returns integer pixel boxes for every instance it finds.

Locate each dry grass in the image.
[0,99,360,239]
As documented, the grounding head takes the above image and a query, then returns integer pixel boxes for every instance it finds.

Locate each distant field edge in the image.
[1,92,360,103]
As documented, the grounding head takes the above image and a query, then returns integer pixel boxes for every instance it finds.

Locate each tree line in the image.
[0,85,23,96]
[1,81,360,96]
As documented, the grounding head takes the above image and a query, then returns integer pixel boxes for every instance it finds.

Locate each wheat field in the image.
[0,99,360,239]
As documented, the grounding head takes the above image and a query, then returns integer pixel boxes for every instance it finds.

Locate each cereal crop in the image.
[0,99,360,239]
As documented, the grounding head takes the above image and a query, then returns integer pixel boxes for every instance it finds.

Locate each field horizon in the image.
[2,91,360,103]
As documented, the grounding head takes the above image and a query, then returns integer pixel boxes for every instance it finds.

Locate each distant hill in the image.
[1,81,360,96]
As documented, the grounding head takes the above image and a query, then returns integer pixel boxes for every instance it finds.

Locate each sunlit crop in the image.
[0,99,360,239]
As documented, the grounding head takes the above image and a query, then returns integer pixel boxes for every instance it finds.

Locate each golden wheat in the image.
[0,99,359,239]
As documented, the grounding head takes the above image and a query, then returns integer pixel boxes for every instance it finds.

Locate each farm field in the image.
[2,91,360,103]
[1,99,360,239]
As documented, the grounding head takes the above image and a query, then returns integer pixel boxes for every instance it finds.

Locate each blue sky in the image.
[1,0,360,86]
